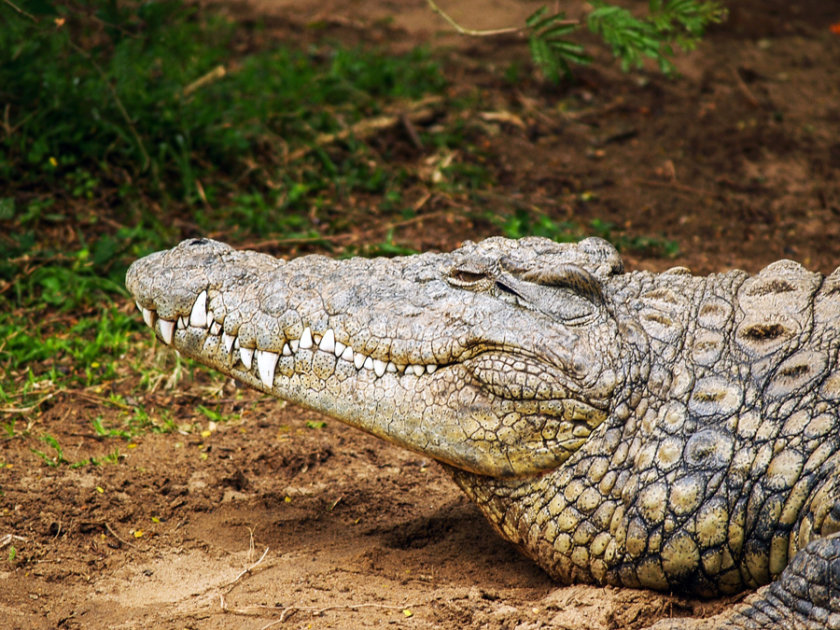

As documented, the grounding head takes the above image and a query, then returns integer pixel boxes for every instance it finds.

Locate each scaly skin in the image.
[127,237,840,629]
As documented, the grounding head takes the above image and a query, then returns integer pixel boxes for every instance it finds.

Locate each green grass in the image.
[1,1,445,203]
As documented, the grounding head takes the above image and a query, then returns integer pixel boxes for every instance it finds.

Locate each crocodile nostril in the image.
[189,238,208,246]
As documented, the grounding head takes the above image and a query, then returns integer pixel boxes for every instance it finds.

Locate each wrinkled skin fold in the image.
[127,237,840,629]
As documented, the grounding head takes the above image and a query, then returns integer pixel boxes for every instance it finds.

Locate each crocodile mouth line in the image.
[137,290,444,389]
[137,288,607,417]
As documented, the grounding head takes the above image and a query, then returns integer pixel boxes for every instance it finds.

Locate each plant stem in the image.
[2,0,37,21]
[425,0,521,37]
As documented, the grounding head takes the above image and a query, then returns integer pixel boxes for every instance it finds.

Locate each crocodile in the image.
[126,236,840,629]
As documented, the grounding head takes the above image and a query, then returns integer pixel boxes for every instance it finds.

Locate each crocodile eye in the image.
[448,268,487,286]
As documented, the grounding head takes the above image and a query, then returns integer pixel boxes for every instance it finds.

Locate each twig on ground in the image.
[286,96,442,162]
[104,523,139,549]
[412,191,433,213]
[633,178,718,198]
[182,65,227,98]
[2,0,36,21]
[0,392,58,414]
[548,96,627,123]
[0,386,135,414]
[425,0,522,36]
[223,546,270,593]
[731,66,760,108]
[247,528,256,563]
[400,113,425,150]
[0,534,27,548]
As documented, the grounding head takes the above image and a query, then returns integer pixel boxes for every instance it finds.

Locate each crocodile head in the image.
[126,236,626,478]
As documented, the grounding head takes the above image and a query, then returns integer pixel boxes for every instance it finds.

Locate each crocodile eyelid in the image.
[448,268,487,286]
[521,264,603,304]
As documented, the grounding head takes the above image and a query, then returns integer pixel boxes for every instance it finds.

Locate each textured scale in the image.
[127,237,840,629]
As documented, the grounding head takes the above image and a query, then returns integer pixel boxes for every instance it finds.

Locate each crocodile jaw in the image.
[126,238,618,478]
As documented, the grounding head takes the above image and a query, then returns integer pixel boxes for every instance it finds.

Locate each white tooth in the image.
[386,361,397,373]
[334,341,346,357]
[207,309,214,324]
[354,353,366,370]
[177,316,186,330]
[373,358,386,377]
[426,364,438,374]
[141,306,155,328]
[234,337,240,349]
[223,333,235,354]
[282,343,292,356]
[256,350,278,388]
[313,334,321,345]
[411,364,425,377]
[190,290,208,328]
[290,339,300,352]
[299,327,313,349]
[341,346,354,362]
[363,356,374,370]
[240,347,254,369]
[158,319,175,344]
[319,329,335,353]
[210,321,222,335]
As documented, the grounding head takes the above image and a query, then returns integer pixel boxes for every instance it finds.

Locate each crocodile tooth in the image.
[256,350,278,388]
[363,356,374,370]
[222,332,235,354]
[282,343,292,356]
[396,364,406,374]
[290,339,300,352]
[354,353,366,370]
[319,329,335,353]
[373,358,386,377]
[411,364,425,377]
[426,364,437,374]
[386,361,397,373]
[140,306,155,328]
[334,341,346,357]
[341,346,354,362]
[299,327,313,349]
[158,319,175,345]
[210,321,222,336]
[176,316,187,330]
[240,347,254,369]
[234,337,241,349]
[189,290,208,328]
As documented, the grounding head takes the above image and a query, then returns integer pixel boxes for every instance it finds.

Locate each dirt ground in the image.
[2,1,840,628]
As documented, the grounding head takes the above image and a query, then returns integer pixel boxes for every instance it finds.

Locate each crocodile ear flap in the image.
[520,264,604,305]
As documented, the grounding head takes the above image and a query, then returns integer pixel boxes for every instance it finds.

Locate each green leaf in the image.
[525,6,586,80]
